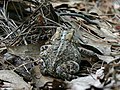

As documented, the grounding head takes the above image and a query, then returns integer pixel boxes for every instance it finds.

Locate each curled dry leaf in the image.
[0,70,30,90]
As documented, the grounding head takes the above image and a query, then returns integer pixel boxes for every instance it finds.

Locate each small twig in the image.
[91,61,102,73]
[59,13,99,26]
[43,16,68,29]
[1,2,44,41]
[34,25,57,29]
[12,59,40,71]
[87,68,96,80]
[12,1,22,21]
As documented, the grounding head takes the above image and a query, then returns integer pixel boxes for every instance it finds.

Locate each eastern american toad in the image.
[40,28,81,80]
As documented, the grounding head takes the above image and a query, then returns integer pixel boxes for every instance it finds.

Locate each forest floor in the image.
[0,0,120,90]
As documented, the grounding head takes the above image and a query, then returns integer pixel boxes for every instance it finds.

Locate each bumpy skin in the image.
[40,28,81,81]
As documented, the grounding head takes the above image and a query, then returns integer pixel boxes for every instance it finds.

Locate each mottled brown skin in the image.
[40,28,81,81]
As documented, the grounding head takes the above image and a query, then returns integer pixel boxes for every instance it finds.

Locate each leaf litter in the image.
[0,0,120,90]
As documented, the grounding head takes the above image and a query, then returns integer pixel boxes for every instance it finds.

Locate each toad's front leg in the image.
[40,59,48,75]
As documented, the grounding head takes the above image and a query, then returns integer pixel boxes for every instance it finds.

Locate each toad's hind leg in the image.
[56,71,78,81]
[40,60,48,75]
[56,61,80,80]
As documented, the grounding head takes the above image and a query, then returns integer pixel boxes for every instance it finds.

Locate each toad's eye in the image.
[40,46,45,51]
[40,45,48,51]
[45,46,48,49]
